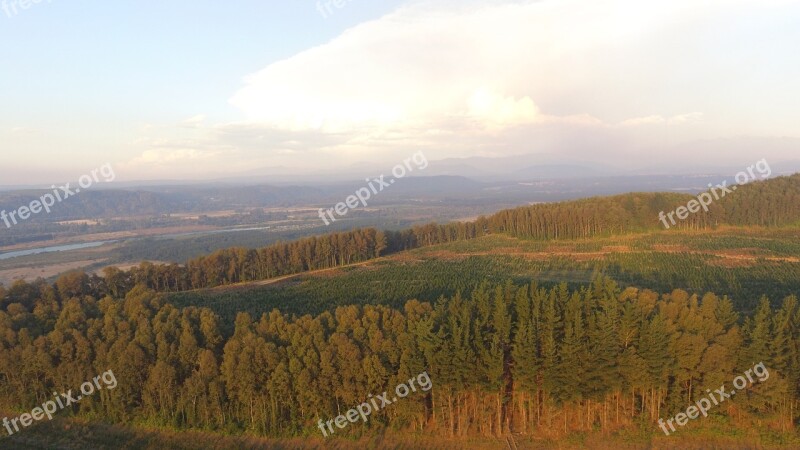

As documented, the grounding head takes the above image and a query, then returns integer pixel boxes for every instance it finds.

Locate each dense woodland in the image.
[0,275,797,438]
[489,175,800,239]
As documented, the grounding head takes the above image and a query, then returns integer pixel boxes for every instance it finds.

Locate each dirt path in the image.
[194,258,384,294]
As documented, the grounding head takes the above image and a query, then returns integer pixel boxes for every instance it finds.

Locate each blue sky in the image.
[1,0,799,184]
[0,0,405,182]
[0,0,404,121]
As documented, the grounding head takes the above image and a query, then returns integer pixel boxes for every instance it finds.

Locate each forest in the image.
[0,274,797,440]
[488,174,800,239]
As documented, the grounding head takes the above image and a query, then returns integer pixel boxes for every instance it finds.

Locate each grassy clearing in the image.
[168,227,800,323]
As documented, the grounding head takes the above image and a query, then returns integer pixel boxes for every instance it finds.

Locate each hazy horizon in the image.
[2,0,799,184]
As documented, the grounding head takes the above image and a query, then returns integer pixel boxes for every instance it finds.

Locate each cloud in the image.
[115,0,799,179]
[226,0,745,151]
[231,1,637,133]
[619,112,703,127]
[180,115,207,128]
[466,89,541,127]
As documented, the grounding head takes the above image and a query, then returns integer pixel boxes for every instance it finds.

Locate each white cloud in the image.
[232,1,634,132]
[619,112,703,127]
[180,115,207,128]
[466,89,557,129]
[117,0,799,179]
[226,1,753,146]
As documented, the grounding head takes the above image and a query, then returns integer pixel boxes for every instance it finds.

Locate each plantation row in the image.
[165,238,800,324]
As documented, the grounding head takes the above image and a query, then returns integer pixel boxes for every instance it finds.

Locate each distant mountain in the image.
[422,154,624,181]
[2,169,797,222]
[0,176,487,220]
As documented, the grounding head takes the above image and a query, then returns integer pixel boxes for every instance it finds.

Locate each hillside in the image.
[168,228,800,325]
[88,173,800,308]
[2,175,800,448]
[488,174,800,239]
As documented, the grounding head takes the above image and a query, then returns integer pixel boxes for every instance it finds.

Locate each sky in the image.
[1,0,799,185]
